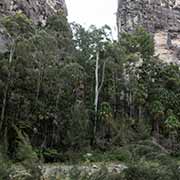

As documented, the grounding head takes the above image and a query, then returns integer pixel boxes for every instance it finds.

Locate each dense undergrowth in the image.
[66,140,180,180]
[1,139,180,179]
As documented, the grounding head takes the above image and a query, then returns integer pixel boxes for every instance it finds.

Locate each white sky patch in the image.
[66,0,118,39]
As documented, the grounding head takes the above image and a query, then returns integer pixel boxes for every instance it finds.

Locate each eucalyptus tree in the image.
[0,13,35,151]
[28,30,58,106]
[72,24,113,142]
[118,28,154,120]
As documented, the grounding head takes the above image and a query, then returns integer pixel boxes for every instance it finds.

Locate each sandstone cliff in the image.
[0,0,67,53]
[0,0,67,25]
[117,0,180,62]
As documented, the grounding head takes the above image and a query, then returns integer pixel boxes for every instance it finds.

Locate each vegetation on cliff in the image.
[0,11,180,179]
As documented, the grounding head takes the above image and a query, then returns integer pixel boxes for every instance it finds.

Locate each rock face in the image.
[0,0,67,53]
[0,0,67,25]
[0,24,10,53]
[117,0,180,63]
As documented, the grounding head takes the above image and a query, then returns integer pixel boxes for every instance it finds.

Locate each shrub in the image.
[15,132,42,180]
[81,149,131,163]
[122,160,180,180]
[108,149,132,162]
[0,150,11,180]
[69,166,124,180]
[122,165,159,180]
[42,148,64,163]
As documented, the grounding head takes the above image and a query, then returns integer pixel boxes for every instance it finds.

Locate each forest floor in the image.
[10,161,127,179]
[9,139,180,179]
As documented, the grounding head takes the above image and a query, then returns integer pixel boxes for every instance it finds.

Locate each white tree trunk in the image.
[94,51,107,138]
[94,51,99,137]
[94,51,99,115]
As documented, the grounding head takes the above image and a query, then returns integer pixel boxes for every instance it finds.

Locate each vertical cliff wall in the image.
[0,0,67,25]
[0,0,68,53]
[117,0,180,62]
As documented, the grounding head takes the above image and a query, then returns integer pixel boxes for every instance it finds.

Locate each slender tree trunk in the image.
[4,126,8,152]
[129,91,132,118]
[93,51,107,143]
[0,83,9,131]
[0,46,14,132]
[51,87,61,147]
[153,118,160,141]
[35,70,42,105]
[55,87,61,110]
[139,106,142,120]
[94,52,99,114]
[113,72,117,119]
[94,51,99,139]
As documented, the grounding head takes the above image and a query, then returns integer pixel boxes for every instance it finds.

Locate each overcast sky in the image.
[66,0,118,38]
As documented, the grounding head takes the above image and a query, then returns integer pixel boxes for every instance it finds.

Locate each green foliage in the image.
[150,101,164,115]
[67,159,180,180]
[0,149,11,180]
[60,62,86,82]
[120,27,154,60]
[41,148,63,162]
[1,9,180,170]
[149,101,165,121]
[165,111,180,130]
[134,83,147,106]
[16,140,37,162]
[46,12,70,32]
[1,12,34,38]
[123,164,159,180]
[122,161,180,180]
[99,102,113,122]
[13,126,42,180]
[46,12,72,50]
[82,149,131,163]
[106,149,131,162]
[16,144,41,180]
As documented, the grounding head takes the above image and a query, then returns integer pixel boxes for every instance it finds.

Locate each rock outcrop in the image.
[42,163,127,179]
[0,0,67,53]
[10,163,127,180]
[0,0,67,25]
[0,24,10,53]
[117,0,180,63]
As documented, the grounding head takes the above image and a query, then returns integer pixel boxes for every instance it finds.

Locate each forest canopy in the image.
[0,12,180,180]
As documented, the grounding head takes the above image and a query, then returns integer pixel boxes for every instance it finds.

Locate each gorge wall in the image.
[0,0,67,25]
[0,0,67,53]
[117,0,180,63]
